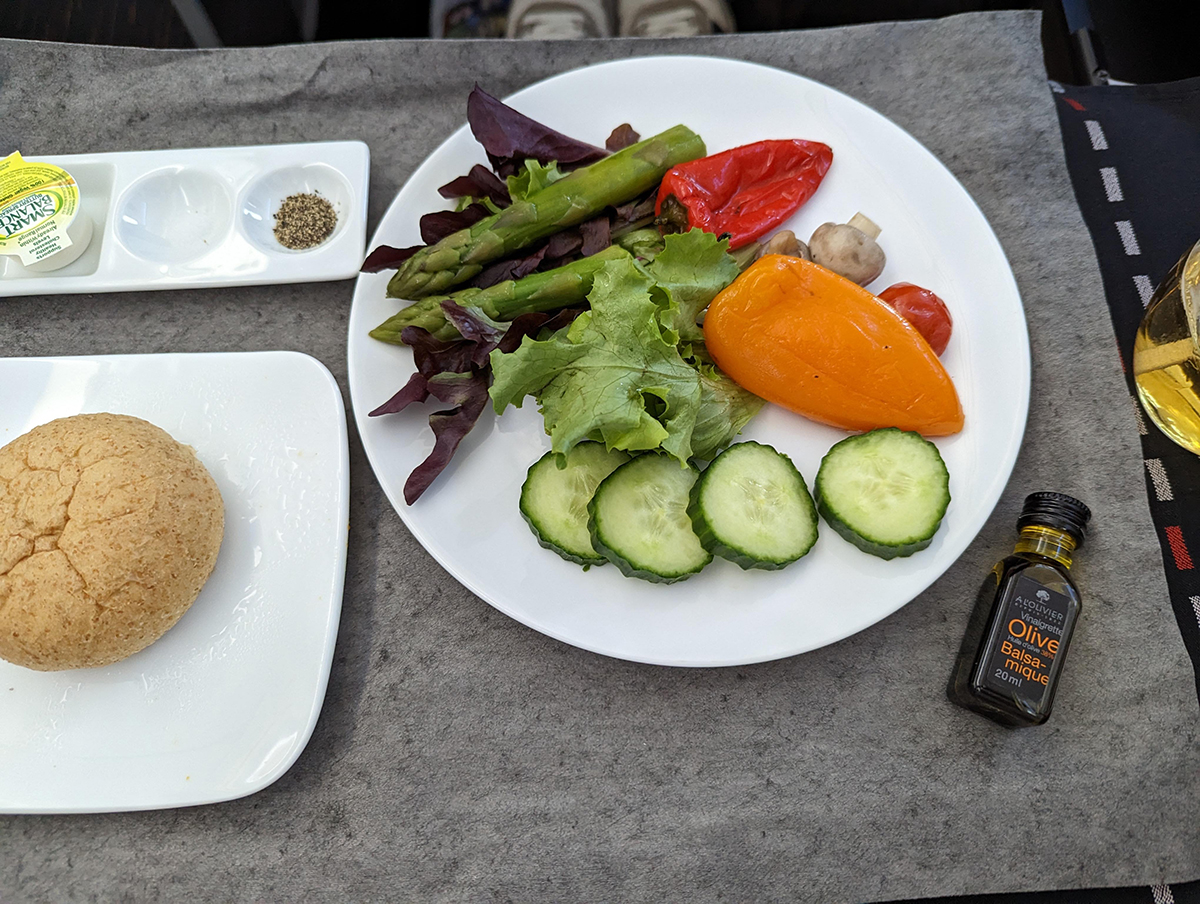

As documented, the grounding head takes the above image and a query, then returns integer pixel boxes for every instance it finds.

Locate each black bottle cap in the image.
[1017,492,1092,546]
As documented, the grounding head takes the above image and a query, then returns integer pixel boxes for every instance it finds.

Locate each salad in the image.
[363,86,962,584]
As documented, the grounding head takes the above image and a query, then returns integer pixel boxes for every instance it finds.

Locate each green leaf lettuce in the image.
[691,364,765,461]
[506,159,568,202]
[488,228,759,464]
[647,230,741,344]
[489,255,702,462]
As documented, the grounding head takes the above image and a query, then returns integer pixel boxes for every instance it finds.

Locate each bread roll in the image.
[0,413,224,670]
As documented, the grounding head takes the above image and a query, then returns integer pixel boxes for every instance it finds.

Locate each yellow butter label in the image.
[0,151,80,266]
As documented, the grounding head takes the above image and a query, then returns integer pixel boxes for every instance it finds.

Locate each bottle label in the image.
[980,573,1071,706]
[0,151,80,266]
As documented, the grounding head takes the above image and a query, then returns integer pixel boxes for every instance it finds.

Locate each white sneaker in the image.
[618,0,735,36]
[507,0,615,38]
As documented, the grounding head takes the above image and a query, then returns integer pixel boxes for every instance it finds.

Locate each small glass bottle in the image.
[947,492,1091,727]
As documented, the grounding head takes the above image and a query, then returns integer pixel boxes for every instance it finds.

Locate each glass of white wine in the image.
[1133,239,1200,455]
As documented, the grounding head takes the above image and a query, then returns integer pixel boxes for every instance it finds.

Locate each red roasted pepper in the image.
[655,139,834,249]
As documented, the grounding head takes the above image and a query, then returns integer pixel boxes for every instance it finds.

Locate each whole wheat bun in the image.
[0,413,224,670]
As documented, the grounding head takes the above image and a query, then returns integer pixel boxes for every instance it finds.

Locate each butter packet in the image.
[0,151,92,270]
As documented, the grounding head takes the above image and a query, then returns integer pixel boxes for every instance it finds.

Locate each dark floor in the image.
[0,0,1197,85]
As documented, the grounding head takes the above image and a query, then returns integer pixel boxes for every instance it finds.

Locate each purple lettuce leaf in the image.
[611,191,658,232]
[371,305,585,503]
[361,243,423,273]
[420,202,492,245]
[467,85,607,178]
[368,374,432,416]
[407,326,478,376]
[466,244,548,290]
[579,217,611,257]
[539,216,612,270]
[543,229,583,262]
[464,217,608,290]
[441,300,506,367]
[605,123,641,151]
[498,308,582,353]
[363,97,633,276]
[438,164,512,208]
[462,214,614,290]
[402,371,492,504]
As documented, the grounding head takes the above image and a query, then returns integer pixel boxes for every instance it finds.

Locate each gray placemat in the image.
[1,12,1197,902]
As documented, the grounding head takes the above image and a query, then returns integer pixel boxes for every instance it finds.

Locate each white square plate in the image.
[0,351,349,813]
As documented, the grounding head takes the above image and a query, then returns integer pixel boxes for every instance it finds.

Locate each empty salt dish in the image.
[115,167,232,265]
[0,152,94,272]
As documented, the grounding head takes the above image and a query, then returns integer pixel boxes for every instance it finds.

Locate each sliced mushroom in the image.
[757,230,812,261]
[809,213,886,285]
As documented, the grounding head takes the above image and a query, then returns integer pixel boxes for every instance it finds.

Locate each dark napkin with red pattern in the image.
[1053,78,1200,705]
[882,76,1200,904]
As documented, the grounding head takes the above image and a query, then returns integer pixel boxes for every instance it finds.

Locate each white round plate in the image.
[347,56,1029,667]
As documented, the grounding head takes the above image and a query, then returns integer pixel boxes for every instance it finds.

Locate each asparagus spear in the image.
[371,230,763,345]
[387,124,705,300]
[371,245,633,345]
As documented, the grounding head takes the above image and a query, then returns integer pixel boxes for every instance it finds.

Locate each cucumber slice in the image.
[588,454,711,583]
[520,443,631,566]
[814,427,950,559]
[688,441,818,570]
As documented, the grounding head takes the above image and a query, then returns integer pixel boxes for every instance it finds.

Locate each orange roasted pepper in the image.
[704,255,964,435]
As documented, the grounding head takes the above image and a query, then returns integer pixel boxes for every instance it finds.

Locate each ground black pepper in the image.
[273,192,337,250]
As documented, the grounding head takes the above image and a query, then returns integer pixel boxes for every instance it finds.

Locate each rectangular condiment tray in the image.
[0,141,369,296]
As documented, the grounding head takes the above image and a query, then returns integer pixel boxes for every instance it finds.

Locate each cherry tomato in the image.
[877,282,953,356]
